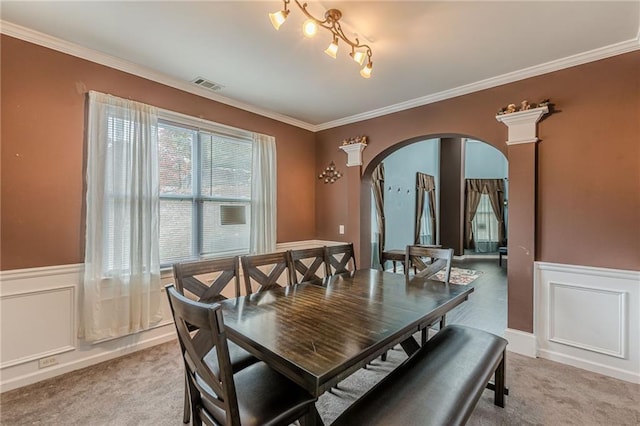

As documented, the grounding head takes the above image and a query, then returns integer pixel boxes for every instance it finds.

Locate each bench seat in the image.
[331,325,508,426]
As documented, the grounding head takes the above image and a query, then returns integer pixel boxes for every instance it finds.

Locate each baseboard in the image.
[0,327,176,393]
[504,328,537,357]
[538,348,640,384]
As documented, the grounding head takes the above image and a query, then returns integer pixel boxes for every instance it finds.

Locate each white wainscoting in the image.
[0,240,339,393]
[535,262,640,384]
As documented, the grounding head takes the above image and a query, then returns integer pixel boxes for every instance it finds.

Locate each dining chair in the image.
[173,256,242,302]
[404,245,453,282]
[325,243,357,275]
[288,247,328,285]
[165,285,318,426]
[172,257,259,423]
[240,252,292,294]
[405,245,454,345]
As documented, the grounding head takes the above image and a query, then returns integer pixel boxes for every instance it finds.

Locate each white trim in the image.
[276,239,343,250]
[315,37,640,131]
[537,262,640,281]
[548,282,627,358]
[0,285,76,368]
[0,263,83,281]
[2,20,639,132]
[504,138,539,146]
[504,328,537,357]
[535,261,640,384]
[537,348,640,384]
[0,329,176,393]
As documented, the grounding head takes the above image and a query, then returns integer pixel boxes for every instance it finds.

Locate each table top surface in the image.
[219,268,473,395]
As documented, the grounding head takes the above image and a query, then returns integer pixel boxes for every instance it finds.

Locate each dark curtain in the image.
[464,179,505,249]
[414,173,436,244]
[371,163,385,263]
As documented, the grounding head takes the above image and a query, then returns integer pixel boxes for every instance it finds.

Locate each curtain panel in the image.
[249,133,277,254]
[371,163,385,264]
[81,91,162,341]
[464,179,505,249]
[414,173,437,245]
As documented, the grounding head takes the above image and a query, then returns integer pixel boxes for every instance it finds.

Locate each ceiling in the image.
[2,1,639,130]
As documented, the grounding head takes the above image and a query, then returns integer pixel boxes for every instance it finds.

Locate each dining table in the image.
[219,268,474,406]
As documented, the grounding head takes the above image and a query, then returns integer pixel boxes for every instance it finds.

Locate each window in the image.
[471,194,499,253]
[158,120,252,265]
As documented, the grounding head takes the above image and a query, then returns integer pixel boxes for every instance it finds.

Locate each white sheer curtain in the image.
[81,91,162,341]
[471,194,499,253]
[249,133,277,254]
[419,201,433,245]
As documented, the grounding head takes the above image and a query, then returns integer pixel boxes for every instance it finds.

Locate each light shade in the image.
[360,62,373,78]
[302,19,318,37]
[351,50,366,65]
[324,41,338,58]
[269,10,288,30]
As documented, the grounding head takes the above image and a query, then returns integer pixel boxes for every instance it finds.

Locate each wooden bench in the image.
[331,325,508,426]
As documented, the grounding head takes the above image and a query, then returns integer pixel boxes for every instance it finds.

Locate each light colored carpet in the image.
[1,338,639,425]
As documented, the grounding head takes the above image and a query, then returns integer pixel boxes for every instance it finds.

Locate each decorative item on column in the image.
[339,135,367,167]
[319,161,342,183]
[495,99,552,144]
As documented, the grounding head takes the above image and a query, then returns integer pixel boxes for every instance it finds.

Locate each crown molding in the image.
[315,35,640,131]
[2,20,639,133]
[0,21,316,132]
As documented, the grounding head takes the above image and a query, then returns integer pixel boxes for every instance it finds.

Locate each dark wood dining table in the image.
[219,268,474,401]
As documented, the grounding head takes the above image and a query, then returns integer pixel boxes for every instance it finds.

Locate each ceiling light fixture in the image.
[269,0,373,78]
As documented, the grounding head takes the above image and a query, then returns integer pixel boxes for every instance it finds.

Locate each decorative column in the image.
[338,141,367,262]
[496,105,549,338]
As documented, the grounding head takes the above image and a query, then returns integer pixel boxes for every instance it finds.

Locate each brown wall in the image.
[2,35,639,333]
[316,51,640,332]
[1,36,317,270]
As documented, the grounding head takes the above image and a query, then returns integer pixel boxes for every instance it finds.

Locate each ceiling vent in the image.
[191,77,224,92]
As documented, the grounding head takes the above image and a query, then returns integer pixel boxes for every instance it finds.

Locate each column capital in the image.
[339,142,366,167]
[496,106,549,145]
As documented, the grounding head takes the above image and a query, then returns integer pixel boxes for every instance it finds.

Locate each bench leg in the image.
[494,350,506,408]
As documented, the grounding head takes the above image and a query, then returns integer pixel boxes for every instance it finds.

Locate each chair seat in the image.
[203,340,258,376]
[202,361,317,426]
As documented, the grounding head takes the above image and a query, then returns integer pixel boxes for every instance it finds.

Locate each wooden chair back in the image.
[405,245,454,282]
[288,247,328,285]
[325,243,357,275]
[173,256,241,302]
[165,284,240,425]
[241,252,292,294]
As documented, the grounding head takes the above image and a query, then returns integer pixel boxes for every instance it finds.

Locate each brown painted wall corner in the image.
[0,35,317,270]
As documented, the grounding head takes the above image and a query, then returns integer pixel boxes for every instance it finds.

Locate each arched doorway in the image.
[363,135,508,336]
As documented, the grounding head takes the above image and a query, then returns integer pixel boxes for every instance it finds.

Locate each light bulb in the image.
[324,40,338,58]
[302,19,318,37]
[269,10,288,30]
[360,62,373,78]
[351,51,365,65]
